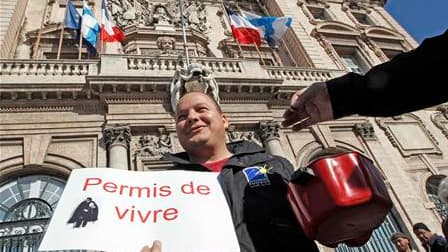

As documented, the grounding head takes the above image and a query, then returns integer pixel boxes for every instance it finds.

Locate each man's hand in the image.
[282,82,334,131]
[141,240,162,252]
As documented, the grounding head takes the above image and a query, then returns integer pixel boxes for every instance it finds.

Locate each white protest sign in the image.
[39,168,240,252]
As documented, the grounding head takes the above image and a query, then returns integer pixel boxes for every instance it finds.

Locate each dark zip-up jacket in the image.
[164,141,318,252]
[422,234,446,252]
[327,29,448,118]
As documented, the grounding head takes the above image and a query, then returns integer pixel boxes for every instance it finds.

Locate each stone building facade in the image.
[1,0,447,251]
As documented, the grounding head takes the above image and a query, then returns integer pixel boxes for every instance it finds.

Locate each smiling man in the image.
[162,92,318,252]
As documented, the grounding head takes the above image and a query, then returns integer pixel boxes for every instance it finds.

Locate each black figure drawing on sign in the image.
[68,197,99,228]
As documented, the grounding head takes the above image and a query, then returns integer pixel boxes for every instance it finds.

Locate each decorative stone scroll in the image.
[360,33,389,62]
[431,105,448,139]
[311,30,346,70]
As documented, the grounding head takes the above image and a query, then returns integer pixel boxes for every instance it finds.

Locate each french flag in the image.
[241,10,292,47]
[226,7,261,46]
[101,0,125,42]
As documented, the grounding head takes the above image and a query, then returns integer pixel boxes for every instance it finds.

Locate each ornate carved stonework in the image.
[43,0,57,27]
[342,1,372,13]
[355,36,377,65]
[184,0,208,32]
[361,33,389,62]
[107,0,178,27]
[354,122,377,140]
[259,121,280,142]
[227,127,262,146]
[170,61,220,112]
[106,0,207,32]
[103,125,131,149]
[134,129,173,158]
[311,30,345,70]
[298,0,330,8]
[216,8,232,36]
[431,105,448,139]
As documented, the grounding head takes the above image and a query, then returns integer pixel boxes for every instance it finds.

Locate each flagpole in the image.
[235,39,244,59]
[222,4,244,59]
[57,2,69,60]
[78,26,83,60]
[253,42,265,66]
[99,0,104,55]
[33,0,50,59]
[56,23,65,60]
[178,0,190,67]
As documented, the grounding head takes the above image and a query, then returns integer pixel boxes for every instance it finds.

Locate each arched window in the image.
[0,175,65,251]
[427,175,448,219]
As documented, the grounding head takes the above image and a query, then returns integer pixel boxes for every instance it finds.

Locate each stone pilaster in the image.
[103,125,131,170]
[259,121,285,157]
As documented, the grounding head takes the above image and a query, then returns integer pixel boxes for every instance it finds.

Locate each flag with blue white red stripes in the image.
[241,10,292,47]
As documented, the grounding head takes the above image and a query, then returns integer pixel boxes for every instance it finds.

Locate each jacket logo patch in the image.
[242,165,272,187]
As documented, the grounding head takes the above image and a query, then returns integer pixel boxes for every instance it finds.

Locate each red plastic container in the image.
[287,151,392,247]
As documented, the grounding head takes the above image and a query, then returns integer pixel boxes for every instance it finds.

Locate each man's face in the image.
[393,237,411,252]
[175,92,228,153]
[413,228,432,244]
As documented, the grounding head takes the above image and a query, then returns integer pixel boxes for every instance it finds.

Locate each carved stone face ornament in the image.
[157,37,175,52]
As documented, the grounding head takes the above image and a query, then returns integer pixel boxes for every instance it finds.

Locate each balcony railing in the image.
[0,218,48,252]
[0,59,97,76]
[0,57,344,84]
[265,66,346,82]
[127,56,244,74]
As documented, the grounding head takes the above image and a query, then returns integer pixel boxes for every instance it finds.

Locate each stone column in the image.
[103,125,131,170]
[259,121,285,157]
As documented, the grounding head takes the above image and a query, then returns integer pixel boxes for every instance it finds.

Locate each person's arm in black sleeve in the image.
[429,235,447,252]
[327,29,448,118]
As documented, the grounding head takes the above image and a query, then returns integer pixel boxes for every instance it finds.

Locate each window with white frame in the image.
[334,46,369,74]
[351,11,374,25]
[341,55,364,74]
